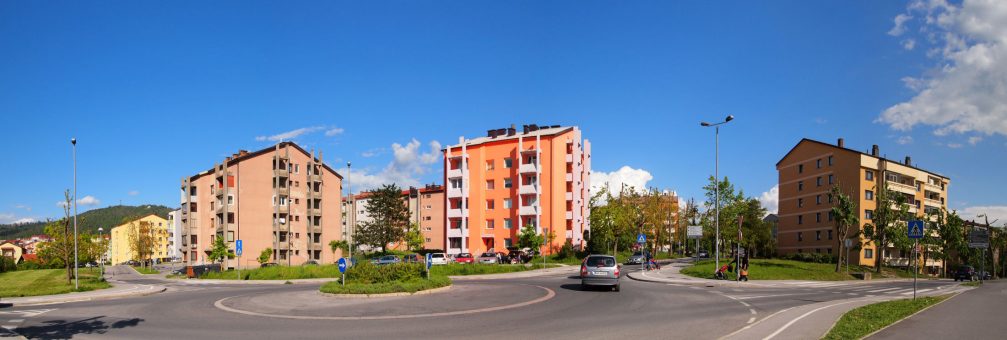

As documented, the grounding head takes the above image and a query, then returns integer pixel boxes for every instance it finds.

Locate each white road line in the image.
[747,317,756,324]
[8,319,23,323]
[734,294,803,300]
[732,289,743,292]
[868,287,901,293]
[1,326,15,330]
[762,300,858,340]
[739,301,752,307]
[846,292,858,295]
[749,308,757,315]
[901,288,933,295]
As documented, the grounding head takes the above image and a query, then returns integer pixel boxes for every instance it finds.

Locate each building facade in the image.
[167,209,183,261]
[180,142,343,269]
[109,214,171,265]
[776,138,950,271]
[442,124,591,255]
[341,184,446,251]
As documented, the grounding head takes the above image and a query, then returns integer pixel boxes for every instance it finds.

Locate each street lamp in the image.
[346,161,352,262]
[98,227,104,280]
[71,137,79,290]
[700,115,734,272]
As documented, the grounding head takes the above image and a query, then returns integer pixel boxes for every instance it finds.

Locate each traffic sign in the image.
[969,230,990,248]
[637,233,646,244]
[425,253,433,270]
[236,239,243,256]
[687,226,703,239]
[337,258,348,273]
[907,220,924,239]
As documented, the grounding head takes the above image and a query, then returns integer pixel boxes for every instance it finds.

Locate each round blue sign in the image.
[337,258,348,273]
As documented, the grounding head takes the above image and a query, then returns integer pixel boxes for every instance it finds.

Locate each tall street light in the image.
[700,115,734,272]
[346,161,352,262]
[98,227,104,281]
[71,137,79,290]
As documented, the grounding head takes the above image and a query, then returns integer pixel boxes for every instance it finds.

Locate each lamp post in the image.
[700,115,734,272]
[347,161,352,262]
[71,137,79,290]
[98,227,104,280]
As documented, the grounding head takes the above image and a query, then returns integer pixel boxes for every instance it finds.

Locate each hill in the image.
[0,205,174,240]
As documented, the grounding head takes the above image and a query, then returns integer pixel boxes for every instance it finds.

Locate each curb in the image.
[448,266,576,281]
[854,290,965,339]
[318,285,452,299]
[173,278,339,285]
[5,285,167,307]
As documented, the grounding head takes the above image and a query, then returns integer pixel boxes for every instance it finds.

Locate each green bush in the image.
[16,261,48,271]
[555,242,576,260]
[321,275,451,295]
[346,262,425,284]
[783,252,836,264]
[0,256,16,273]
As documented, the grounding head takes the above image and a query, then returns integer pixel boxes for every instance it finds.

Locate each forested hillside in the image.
[0,205,174,239]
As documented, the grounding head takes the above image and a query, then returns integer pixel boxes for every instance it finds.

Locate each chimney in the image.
[905,156,911,166]
[507,124,516,136]
[837,138,844,148]
[871,145,879,157]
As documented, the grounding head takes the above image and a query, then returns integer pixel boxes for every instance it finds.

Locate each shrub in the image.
[0,256,16,273]
[17,261,46,271]
[555,241,576,260]
[345,262,425,284]
[321,275,451,295]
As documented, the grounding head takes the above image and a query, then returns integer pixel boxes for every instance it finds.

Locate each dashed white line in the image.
[762,300,858,340]
[1,326,15,330]
[739,301,752,307]
[902,288,933,295]
[868,287,901,293]
[7,319,23,323]
[749,308,757,315]
[747,317,756,324]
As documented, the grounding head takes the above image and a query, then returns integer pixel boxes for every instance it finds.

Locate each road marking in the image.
[1,326,15,330]
[732,289,743,292]
[717,307,794,340]
[749,308,757,315]
[7,320,23,323]
[902,288,933,295]
[890,289,913,294]
[739,301,752,307]
[0,309,55,317]
[689,286,702,290]
[846,292,858,295]
[762,300,859,340]
[868,287,901,293]
[747,317,756,324]
[733,294,803,300]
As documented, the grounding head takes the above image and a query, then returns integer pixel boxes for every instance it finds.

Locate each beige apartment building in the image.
[110,214,171,265]
[342,184,445,251]
[776,138,950,271]
[180,142,343,269]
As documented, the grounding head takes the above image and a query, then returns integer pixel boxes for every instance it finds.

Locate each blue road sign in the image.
[908,220,925,239]
[338,258,348,273]
[425,253,433,270]
[637,233,646,244]
[236,240,243,256]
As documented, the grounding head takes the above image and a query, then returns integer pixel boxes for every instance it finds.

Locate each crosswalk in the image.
[0,309,54,333]
[772,281,955,296]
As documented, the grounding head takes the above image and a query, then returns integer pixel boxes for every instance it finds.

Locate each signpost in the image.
[338,258,348,286]
[969,229,989,283]
[637,233,646,244]
[907,221,924,300]
[687,226,702,260]
[236,240,243,280]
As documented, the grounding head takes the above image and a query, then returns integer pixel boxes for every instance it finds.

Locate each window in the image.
[865,209,874,220]
[798,215,804,225]
[827,248,832,254]
[486,200,495,210]
[503,199,512,209]
[798,181,804,191]
[865,190,874,200]
[504,218,513,229]
[486,160,495,171]
[864,249,874,259]
[425,194,431,199]
[816,177,822,187]
[504,178,513,188]
[799,164,804,173]
[294,164,300,174]
[425,204,432,210]
[816,212,821,223]
[486,219,495,229]
[504,158,513,168]
[817,159,822,168]
[866,170,874,181]
[425,216,432,221]
[227,195,234,205]
[227,231,234,242]
[828,193,834,203]
[816,248,821,253]
[829,175,834,184]
[425,237,432,243]
[828,156,833,166]
[450,178,462,189]
[486,180,495,190]
[828,211,834,221]
[816,195,821,205]
[798,231,804,241]
[504,238,513,248]
[816,230,821,240]
[798,198,804,208]
[828,230,833,240]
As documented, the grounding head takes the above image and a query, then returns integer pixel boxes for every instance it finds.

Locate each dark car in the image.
[372,255,401,266]
[697,250,710,258]
[505,250,532,264]
[402,254,422,263]
[954,265,975,281]
[261,262,279,268]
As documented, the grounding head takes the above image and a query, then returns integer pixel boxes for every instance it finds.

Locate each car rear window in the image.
[459,253,472,257]
[432,254,444,258]
[585,257,615,267]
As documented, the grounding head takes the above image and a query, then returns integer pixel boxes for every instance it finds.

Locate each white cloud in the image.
[325,127,345,137]
[902,38,917,50]
[589,166,654,196]
[897,135,914,145]
[128,190,140,196]
[888,13,913,36]
[968,136,983,145]
[878,0,1007,138]
[759,185,779,215]
[255,126,325,142]
[0,213,36,224]
[58,195,101,208]
[815,117,828,124]
[14,204,31,212]
[361,148,385,158]
[947,142,963,148]
[12,218,36,224]
[960,205,1007,227]
[342,139,441,192]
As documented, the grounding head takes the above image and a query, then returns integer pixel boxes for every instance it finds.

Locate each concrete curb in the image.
[448,265,575,281]
[854,290,965,339]
[170,277,339,285]
[4,283,167,307]
[318,285,453,299]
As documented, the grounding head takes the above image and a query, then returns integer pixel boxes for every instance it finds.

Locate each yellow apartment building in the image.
[110,214,172,265]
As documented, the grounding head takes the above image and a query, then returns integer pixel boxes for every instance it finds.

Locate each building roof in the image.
[346,185,444,201]
[22,254,37,262]
[189,141,343,181]
[777,138,949,179]
[444,125,575,150]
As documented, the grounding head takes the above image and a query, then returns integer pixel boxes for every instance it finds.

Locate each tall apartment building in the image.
[110,214,171,264]
[442,124,591,255]
[180,142,343,269]
[776,138,950,271]
[341,184,445,250]
[167,209,183,261]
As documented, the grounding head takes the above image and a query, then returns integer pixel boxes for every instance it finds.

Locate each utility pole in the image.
[347,161,353,263]
[71,138,79,290]
[700,115,734,271]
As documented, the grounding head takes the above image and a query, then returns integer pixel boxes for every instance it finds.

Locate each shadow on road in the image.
[0,302,12,309]
[14,316,144,338]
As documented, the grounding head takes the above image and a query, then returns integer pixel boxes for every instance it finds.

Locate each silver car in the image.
[478,252,500,264]
[580,255,621,291]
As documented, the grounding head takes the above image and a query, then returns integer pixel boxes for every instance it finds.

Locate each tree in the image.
[862,183,909,273]
[328,240,348,260]
[544,227,558,254]
[830,184,859,272]
[356,184,411,253]
[209,236,230,264]
[36,191,76,283]
[126,217,156,267]
[258,248,273,265]
[518,223,544,253]
[405,223,425,251]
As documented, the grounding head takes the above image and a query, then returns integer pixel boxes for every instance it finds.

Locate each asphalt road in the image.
[0,265,964,340]
[871,280,1006,339]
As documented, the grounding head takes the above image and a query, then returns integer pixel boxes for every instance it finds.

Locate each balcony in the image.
[447,168,464,179]
[307,207,321,216]
[519,205,539,216]
[214,223,235,233]
[925,182,943,192]
[518,163,538,174]
[565,173,573,182]
[565,211,573,220]
[276,223,290,232]
[275,186,290,195]
[447,186,467,198]
[275,205,290,214]
[276,242,290,250]
[447,207,464,219]
[565,192,573,201]
[310,226,322,234]
[925,198,942,207]
[309,173,323,183]
[273,169,290,178]
[447,227,465,238]
[518,184,539,195]
[886,180,916,194]
[566,154,573,163]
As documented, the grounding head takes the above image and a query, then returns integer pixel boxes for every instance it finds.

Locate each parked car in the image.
[455,253,475,264]
[505,250,532,264]
[304,260,319,265]
[478,252,500,264]
[954,265,976,281]
[580,255,621,291]
[428,253,448,265]
[626,251,650,265]
[978,271,992,280]
[402,254,422,263]
[373,255,401,266]
[697,250,710,258]
[260,262,279,268]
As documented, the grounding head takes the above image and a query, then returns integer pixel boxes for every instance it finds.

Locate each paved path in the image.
[1,266,165,308]
[870,280,1005,339]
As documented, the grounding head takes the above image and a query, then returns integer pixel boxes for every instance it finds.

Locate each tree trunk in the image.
[875,236,885,274]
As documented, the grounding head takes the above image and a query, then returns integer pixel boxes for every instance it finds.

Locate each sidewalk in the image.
[627,259,918,288]
[1,267,166,307]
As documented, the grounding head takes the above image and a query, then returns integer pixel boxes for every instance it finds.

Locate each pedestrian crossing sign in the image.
[907,220,924,239]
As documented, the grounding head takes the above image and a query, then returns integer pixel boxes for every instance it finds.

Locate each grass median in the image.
[822,295,949,339]
[132,266,159,275]
[320,275,451,295]
[680,259,914,281]
[199,264,343,280]
[0,267,111,298]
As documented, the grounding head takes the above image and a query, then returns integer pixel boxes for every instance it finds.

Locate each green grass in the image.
[131,266,159,275]
[680,259,915,281]
[823,295,949,340]
[961,281,982,287]
[200,264,344,280]
[320,275,451,295]
[0,268,111,298]
[430,263,559,276]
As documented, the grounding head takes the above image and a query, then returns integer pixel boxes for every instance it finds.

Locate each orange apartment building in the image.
[342,184,445,251]
[776,138,950,271]
[443,124,591,256]
[180,142,343,269]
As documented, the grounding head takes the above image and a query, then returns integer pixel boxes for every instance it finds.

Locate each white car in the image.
[428,253,448,265]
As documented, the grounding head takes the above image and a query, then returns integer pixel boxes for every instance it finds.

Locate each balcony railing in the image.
[565,173,573,182]
[309,173,323,183]
[274,205,290,214]
[518,184,539,195]
[447,186,467,198]
[518,163,538,174]
[273,169,290,177]
[447,208,464,219]
[886,180,916,194]
[566,154,573,163]
[565,192,573,201]
[519,205,539,216]
[447,168,464,179]
[925,198,942,207]
[924,182,943,192]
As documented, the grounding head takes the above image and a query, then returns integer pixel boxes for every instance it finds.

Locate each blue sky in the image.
[2,1,1005,225]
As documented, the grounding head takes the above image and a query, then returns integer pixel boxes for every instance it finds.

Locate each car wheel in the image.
[613,284,620,292]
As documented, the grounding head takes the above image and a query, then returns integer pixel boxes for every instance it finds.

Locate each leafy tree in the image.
[405,223,425,251]
[258,247,273,265]
[126,217,156,267]
[209,236,231,264]
[518,223,544,253]
[830,184,859,272]
[328,240,349,260]
[36,191,76,283]
[356,184,411,253]
[862,183,909,273]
